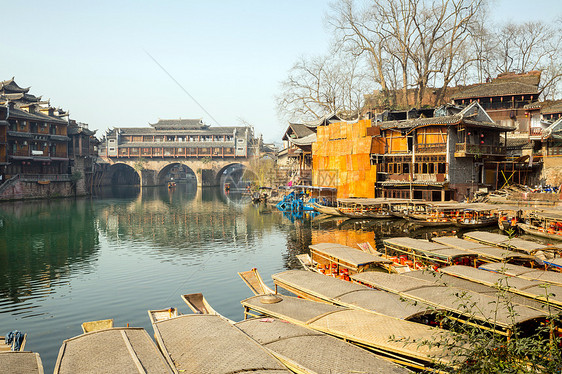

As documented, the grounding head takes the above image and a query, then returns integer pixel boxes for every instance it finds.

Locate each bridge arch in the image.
[102,163,140,186]
[216,163,257,191]
[156,163,198,185]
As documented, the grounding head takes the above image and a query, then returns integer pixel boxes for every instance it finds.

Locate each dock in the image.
[241,294,460,370]
[150,313,290,373]
[53,327,173,374]
[0,352,44,374]
[271,269,431,320]
[351,272,547,335]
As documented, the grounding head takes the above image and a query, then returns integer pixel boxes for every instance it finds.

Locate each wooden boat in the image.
[454,206,499,228]
[81,319,113,333]
[336,198,395,219]
[479,262,562,287]
[440,265,562,308]
[307,242,392,277]
[0,332,26,352]
[185,292,411,374]
[544,257,562,272]
[241,294,461,370]
[181,293,219,315]
[351,272,548,336]
[463,231,560,258]
[403,203,463,227]
[383,237,478,270]
[268,269,433,321]
[357,242,412,273]
[148,311,290,373]
[311,202,342,216]
[517,211,562,241]
[431,236,536,266]
[54,327,172,373]
[237,268,275,295]
[148,307,180,324]
[0,352,44,374]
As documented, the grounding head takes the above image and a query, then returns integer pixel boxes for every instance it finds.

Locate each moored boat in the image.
[0,352,44,374]
[311,202,342,216]
[454,206,499,228]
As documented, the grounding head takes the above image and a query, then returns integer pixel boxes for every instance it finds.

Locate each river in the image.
[0,184,455,372]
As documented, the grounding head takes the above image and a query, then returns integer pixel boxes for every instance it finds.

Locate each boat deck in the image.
[235,318,410,374]
[463,231,554,254]
[0,352,44,374]
[351,272,547,332]
[272,270,430,320]
[432,236,535,262]
[440,265,562,307]
[479,262,562,287]
[151,314,290,373]
[54,328,172,374]
[241,294,459,368]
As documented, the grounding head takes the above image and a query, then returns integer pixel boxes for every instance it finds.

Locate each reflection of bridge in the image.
[99,157,253,187]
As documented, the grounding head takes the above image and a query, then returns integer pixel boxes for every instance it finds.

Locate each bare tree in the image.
[276,52,374,121]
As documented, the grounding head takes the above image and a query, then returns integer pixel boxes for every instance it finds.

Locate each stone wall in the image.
[0,179,76,201]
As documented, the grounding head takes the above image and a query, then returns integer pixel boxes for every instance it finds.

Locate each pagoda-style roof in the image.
[290,132,317,146]
[0,92,41,104]
[150,118,208,130]
[0,78,30,94]
[378,101,514,131]
[302,113,342,128]
[5,105,68,125]
[282,123,315,141]
[452,71,540,100]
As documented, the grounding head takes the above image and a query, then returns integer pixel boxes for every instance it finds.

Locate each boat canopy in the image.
[440,265,562,307]
[463,231,557,254]
[272,270,431,320]
[150,314,290,373]
[309,243,392,267]
[383,237,477,262]
[432,236,535,262]
[479,262,562,287]
[241,294,460,367]
[351,272,547,331]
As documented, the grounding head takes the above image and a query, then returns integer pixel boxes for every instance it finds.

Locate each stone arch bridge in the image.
[99,157,254,187]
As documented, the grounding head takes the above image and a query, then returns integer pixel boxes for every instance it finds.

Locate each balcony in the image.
[529,127,543,138]
[454,143,505,157]
[415,143,446,153]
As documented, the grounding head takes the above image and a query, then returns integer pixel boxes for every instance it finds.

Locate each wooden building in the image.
[370,102,515,201]
[0,78,70,182]
[100,119,252,160]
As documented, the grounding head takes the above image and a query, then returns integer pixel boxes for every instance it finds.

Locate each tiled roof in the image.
[501,137,531,148]
[542,101,562,115]
[542,118,562,140]
[302,113,343,128]
[284,123,315,140]
[0,78,30,94]
[6,106,67,124]
[452,72,540,100]
[378,102,515,131]
[150,118,206,129]
[115,126,242,135]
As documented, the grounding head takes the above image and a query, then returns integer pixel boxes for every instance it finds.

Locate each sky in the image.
[2,0,560,143]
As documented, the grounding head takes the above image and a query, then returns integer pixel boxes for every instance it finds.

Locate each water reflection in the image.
[0,199,99,316]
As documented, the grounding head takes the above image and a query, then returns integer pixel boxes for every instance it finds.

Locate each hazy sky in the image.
[2,0,560,143]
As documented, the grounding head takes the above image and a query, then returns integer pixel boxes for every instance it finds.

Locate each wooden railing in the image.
[529,127,543,136]
[455,143,505,155]
[415,143,446,153]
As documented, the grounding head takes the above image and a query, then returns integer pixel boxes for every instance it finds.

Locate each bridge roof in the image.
[115,127,247,136]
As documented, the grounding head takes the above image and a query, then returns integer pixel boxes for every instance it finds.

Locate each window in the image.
[428,163,435,174]
[438,163,446,174]
[403,163,410,174]
[109,147,115,151]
